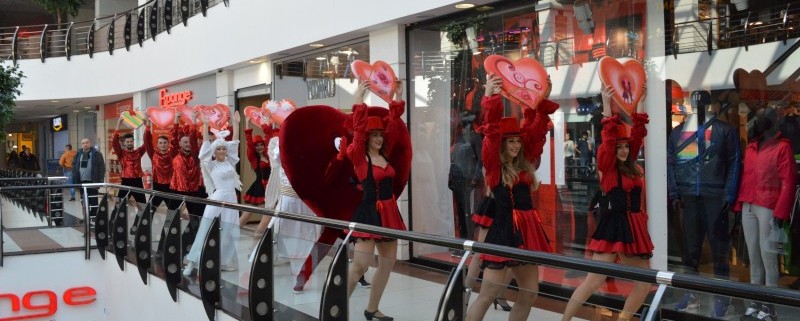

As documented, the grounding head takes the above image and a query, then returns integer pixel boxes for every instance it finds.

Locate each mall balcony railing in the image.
[3,182,800,321]
[0,0,228,63]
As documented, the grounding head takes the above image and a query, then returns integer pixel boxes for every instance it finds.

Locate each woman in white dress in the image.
[183,112,243,276]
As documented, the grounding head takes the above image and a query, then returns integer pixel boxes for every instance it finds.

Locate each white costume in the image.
[185,132,242,272]
[270,137,319,276]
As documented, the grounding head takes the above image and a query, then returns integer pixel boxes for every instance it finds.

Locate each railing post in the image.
[707,20,713,55]
[319,228,354,321]
[87,19,96,58]
[783,3,790,44]
[39,24,49,63]
[744,11,751,51]
[644,271,674,321]
[65,22,73,60]
[434,244,470,321]
[249,219,276,321]
[198,217,221,321]
[11,26,19,64]
[81,186,92,260]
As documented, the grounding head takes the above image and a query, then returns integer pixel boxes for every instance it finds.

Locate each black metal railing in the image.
[2,182,800,321]
[0,0,227,63]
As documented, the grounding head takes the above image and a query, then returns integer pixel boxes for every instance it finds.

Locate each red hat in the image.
[252,135,265,145]
[499,117,521,137]
[366,116,384,132]
[616,125,630,142]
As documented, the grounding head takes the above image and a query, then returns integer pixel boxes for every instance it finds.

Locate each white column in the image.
[368,25,411,260]
[644,0,669,271]
[216,70,235,108]
[132,91,151,171]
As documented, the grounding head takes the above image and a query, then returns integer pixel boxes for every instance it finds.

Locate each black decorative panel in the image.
[112,199,128,271]
[93,194,109,260]
[107,17,115,55]
[164,0,173,33]
[319,234,350,321]
[199,217,220,321]
[249,227,274,321]
[162,206,183,302]
[149,3,159,41]
[137,8,145,46]
[124,13,132,50]
[134,201,155,285]
[87,20,96,58]
[180,0,189,26]
[65,23,72,60]
[434,252,469,321]
[39,24,49,62]
[200,0,208,16]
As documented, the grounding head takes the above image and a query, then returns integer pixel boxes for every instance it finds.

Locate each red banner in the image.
[103,98,133,120]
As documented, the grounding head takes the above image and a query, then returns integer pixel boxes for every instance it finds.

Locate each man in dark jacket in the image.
[667,92,741,316]
[72,138,105,215]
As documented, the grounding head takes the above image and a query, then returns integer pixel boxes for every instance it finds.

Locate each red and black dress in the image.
[478,95,555,268]
[243,126,273,205]
[587,114,653,258]
[346,102,408,241]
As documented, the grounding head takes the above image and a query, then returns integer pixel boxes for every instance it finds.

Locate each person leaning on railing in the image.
[561,84,652,321]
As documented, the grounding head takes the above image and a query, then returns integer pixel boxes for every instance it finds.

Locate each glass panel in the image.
[272,232,331,319]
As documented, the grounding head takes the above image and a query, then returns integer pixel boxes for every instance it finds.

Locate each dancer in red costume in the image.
[339,80,409,321]
[143,115,179,209]
[465,74,557,321]
[166,111,206,257]
[113,117,147,212]
[561,85,652,321]
[239,120,273,226]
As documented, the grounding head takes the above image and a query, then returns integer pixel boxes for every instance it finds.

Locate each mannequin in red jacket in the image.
[734,106,797,320]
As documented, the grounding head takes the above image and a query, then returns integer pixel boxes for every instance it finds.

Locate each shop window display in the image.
[408,0,800,318]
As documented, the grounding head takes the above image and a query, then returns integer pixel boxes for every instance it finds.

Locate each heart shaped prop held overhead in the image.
[175,105,199,126]
[146,106,176,129]
[120,110,146,129]
[194,104,231,130]
[483,54,550,110]
[243,105,271,127]
[351,60,398,103]
[598,57,646,118]
[264,99,297,126]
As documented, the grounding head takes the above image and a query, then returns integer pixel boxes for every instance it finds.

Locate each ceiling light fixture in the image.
[72,110,80,113]
[316,56,327,61]
[249,60,264,64]
[309,43,324,48]
[51,100,59,103]
[455,3,475,9]
[476,5,493,11]
[84,106,92,109]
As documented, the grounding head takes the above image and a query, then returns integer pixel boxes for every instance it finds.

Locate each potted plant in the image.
[0,62,24,166]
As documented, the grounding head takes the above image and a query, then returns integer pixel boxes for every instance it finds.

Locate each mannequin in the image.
[667,91,741,317]
[734,106,797,320]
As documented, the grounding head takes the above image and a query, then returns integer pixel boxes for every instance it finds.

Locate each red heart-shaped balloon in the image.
[351,60,398,103]
[194,104,231,130]
[146,106,176,129]
[263,99,297,126]
[598,57,646,118]
[244,105,270,127]
[733,68,767,110]
[483,55,549,110]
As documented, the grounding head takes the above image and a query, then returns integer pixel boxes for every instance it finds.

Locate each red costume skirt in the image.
[351,199,407,241]
[480,209,553,265]
[588,211,653,257]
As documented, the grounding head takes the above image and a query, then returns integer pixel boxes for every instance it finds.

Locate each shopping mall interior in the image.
[2,0,800,320]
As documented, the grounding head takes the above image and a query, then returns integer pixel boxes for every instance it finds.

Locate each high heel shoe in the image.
[493,298,512,311]
[364,309,394,320]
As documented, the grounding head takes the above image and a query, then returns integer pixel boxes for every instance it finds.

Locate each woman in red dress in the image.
[561,85,652,321]
[344,80,409,321]
[238,120,273,227]
[466,74,558,321]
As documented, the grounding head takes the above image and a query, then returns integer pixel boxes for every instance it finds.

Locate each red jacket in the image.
[112,130,146,178]
[169,125,201,192]
[734,133,798,220]
[144,126,179,185]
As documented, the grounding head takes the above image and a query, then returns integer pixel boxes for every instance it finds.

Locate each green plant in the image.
[0,62,25,139]
[32,0,86,25]
[443,14,488,48]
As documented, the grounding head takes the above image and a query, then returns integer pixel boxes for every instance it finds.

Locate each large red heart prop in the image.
[194,104,230,130]
[483,55,549,110]
[351,60,397,103]
[733,68,767,110]
[263,99,297,125]
[244,105,270,127]
[598,57,646,119]
[175,105,198,126]
[146,106,176,129]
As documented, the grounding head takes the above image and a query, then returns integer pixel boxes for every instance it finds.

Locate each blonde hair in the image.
[500,137,538,190]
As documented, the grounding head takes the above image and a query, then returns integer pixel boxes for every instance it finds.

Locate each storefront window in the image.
[407,0,800,300]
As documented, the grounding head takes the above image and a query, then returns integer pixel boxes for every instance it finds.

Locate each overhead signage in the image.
[159,89,193,107]
[0,286,96,321]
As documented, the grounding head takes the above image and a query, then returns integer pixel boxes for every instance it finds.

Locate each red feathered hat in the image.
[366,116,384,132]
[499,117,521,137]
[252,135,265,145]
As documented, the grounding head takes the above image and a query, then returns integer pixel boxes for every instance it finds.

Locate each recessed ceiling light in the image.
[316,56,327,61]
[51,100,59,103]
[72,110,80,113]
[83,106,91,109]
[249,60,264,64]
[309,43,324,48]
[455,3,475,9]
[476,5,493,11]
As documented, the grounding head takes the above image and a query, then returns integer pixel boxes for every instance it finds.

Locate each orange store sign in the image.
[159,88,193,107]
[0,287,96,321]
